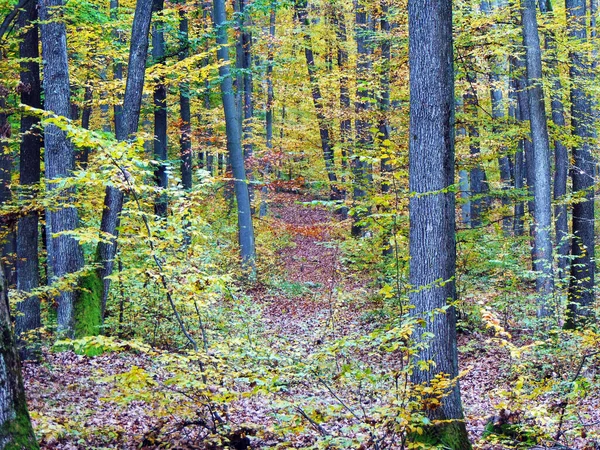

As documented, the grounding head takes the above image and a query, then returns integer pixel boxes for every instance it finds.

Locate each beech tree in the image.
[0,260,38,449]
[566,0,595,327]
[95,0,154,315]
[39,0,96,337]
[521,0,554,316]
[407,0,471,447]
[15,0,42,349]
[213,0,256,270]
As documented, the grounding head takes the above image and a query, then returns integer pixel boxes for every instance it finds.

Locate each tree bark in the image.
[294,0,341,201]
[96,0,154,317]
[566,0,595,327]
[539,0,570,280]
[522,0,554,316]
[179,4,192,191]
[214,0,256,271]
[0,259,38,449]
[351,0,371,237]
[408,0,471,447]
[39,0,94,337]
[463,67,489,227]
[152,0,168,217]
[15,1,42,351]
[482,0,512,233]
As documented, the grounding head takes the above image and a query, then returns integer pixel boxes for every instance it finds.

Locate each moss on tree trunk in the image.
[73,270,103,338]
[0,263,39,449]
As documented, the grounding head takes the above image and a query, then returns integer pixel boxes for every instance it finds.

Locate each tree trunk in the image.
[379,0,392,194]
[538,0,570,280]
[179,4,192,191]
[213,0,256,272]
[260,2,276,218]
[96,0,154,318]
[0,98,15,287]
[152,0,168,217]
[522,0,554,317]
[0,259,38,449]
[408,0,471,447]
[463,68,489,227]
[482,0,512,233]
[294,0,341,201]
[15,1,42,352]
[112,0,124,133]
[351,0,371,238]
[510,56,529,237]
[331,5,349,216]
[566,0,595,327]
[40,0,99,338]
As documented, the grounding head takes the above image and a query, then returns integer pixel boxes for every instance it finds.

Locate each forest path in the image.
[254,192,370,355]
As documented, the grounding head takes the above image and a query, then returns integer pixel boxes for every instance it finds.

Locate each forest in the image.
[0,0,599,448]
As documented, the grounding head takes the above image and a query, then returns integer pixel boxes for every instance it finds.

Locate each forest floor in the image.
[20,193,598,449]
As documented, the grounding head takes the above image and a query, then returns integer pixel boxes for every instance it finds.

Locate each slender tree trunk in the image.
[214,0,256,271]
[511,56,528,237]
[566,0,595,327]
[294,0,341,201]
[15,2,42,351]
[260,2,276,217]
[179,6,192,191]
[538,0,570,280]
[331,5,350,215]
[112,0,123,133]
[463,68,489,227]
[0,259,38,449]
[482,0,512,233]
[379,0,392,194]
[265,4,275,151]
[0,97,15,287]
[351,0,371,237]
[152,0,168,217]
[96,0,154,317]
[522,0,554,317]
[408,0,471,447]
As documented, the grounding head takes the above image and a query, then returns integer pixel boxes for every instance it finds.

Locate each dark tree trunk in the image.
[0,97,15,287]
[463,69,489,227]
[511,56,529,237]
[0,260,38,449]
[538,0,570,279]
[566,0,595,327]
[39,0,95,338]
[522,0,554,316]
[202,0,213,175]
[96,0,154,317]
[112,0,123,133]
[294,0,341,201]
[331,5,349,216]
[379,0,392,194]
[179,5,192,191]
[15,1,42,350]
[408,0,471,447]
[213,0,256,271]
[260,2,276,218]
[152,0,168,217]
[265,4,275,151]
[76,86,93,167]
[351,1,372,237]
[482,0,512,233]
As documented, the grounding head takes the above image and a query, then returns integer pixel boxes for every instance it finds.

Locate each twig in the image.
[295,406,329,436]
